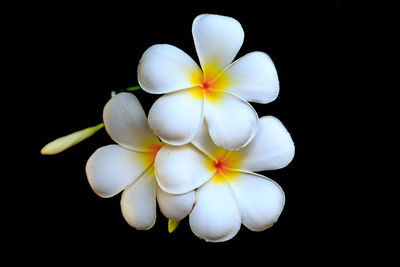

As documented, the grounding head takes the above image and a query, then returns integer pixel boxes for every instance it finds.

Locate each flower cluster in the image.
[44,14,295,242]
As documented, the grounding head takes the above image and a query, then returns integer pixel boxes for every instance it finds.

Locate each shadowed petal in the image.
[148,89,204,146]
[204,92,258,151]
[239,116,294,171]
[86,145,150,198]
[189,179,241,242]
[157,185,196,221]
[121,167,157,230]
[138,44,202,94]
[155,144,215,194]
[103,93,160,152]
[228,171,285,231]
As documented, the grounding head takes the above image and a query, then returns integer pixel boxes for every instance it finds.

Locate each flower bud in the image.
[41,123,104,155]
[168,219,180,233]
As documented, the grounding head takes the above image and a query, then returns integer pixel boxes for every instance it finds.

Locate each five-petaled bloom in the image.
[138,14,279,150]
[86,93,196,230]
[155,116,294,242]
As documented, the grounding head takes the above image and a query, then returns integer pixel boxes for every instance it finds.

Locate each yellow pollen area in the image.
[140,143,163,166]
[190,63,229,102]
[206,148,242,184]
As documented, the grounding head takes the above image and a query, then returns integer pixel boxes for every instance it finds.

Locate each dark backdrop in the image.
[12,1,358,264]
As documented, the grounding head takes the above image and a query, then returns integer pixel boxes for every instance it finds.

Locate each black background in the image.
[7,1,366,264]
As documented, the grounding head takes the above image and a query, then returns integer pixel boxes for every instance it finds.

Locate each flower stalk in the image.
[126,86,141,91]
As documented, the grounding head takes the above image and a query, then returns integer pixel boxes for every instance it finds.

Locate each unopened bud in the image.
[168,219,180,233]
[41,123,104,155]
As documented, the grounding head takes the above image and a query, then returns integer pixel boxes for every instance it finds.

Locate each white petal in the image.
[121,167,157,230]
[228,171,285,231]
[154,144,214,194]
[157,185,196,221]
[103,92,160,152]
[239,116,295,171]
[148,89,204,146]
[138,44,202,94]
[85,145,150,198]
[224,52,279,104]
[192,14,244,72]
[204,92,258,151]
[191,121,218,159]
[189,180,241,242]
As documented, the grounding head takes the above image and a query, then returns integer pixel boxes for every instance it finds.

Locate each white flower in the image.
[85,93,196,230]
[138,14,279,151]
[155,116,294,242]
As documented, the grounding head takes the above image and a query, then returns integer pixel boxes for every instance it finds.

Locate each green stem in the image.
[126,85,141,91]
[93,122,104,132]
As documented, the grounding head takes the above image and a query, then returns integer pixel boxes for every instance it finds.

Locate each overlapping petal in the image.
[204,92,259,151]
[189,179,241,242]
[154,144,214,194]
[228,171,285,231]
[193,14,244,73]
[157,186,196,221]
[223,52,279,104]
[103,93,160,152]
[86,145,149,198]
[138,44,202,94]
[120,167,157,230]
[191,121,218,159]
[239,116,295,171]
[148,89,204,146]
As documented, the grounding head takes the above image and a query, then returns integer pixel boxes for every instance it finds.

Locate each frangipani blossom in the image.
[86,93,196,230]
[138,14,279,150]
[155,116,294,242]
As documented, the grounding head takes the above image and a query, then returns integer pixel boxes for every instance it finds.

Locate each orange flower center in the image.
[200,80,212,91]
[190,64,229,102]
[141,144,163,166]
[148,144,162,162]
[208,150,241,183]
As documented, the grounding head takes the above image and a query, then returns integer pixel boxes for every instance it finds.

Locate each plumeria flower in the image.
[155,117,294,242]
[138,14,279,150]
[86,92,196,230]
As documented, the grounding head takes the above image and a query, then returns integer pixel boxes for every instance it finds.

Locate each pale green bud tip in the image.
[168,219,180,233]
[40,123,104,155]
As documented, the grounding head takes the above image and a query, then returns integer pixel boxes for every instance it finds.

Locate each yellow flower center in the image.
[190,64,229,102]
[141,143,163,166]
[207,148,241,183]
